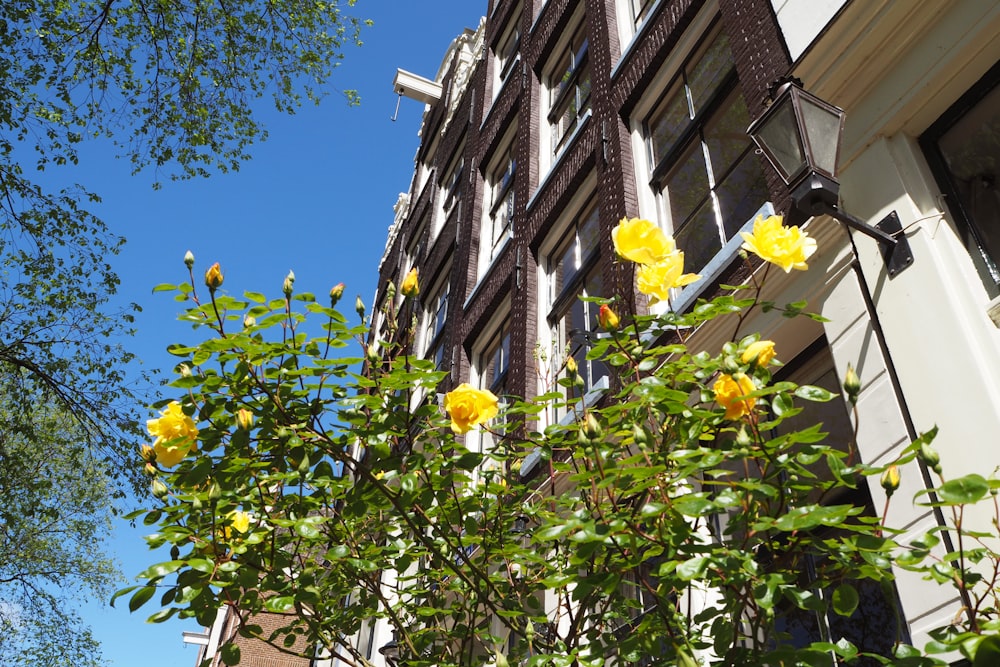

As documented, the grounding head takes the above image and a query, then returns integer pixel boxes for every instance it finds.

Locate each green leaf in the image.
[264,596,296,613]
[128,586,156,612]
[794,385,836,402]
[938,474,990,505]
[147,607,179,624]
[221,642,242,666]
[676,556,709,581]
[110,585,140,608]
[831,583,859,617]
[974,635,1000,667]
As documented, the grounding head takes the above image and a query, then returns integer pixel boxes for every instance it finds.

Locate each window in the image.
[479,322,510,398]
[474,318,511,457]
[482,126,518,275]
[547,19,591,156]
[421,273,450,373]
[629,0,656,25]
[921,61,1000,297]
[437,143,465,238]
[643,28,769,274]
[494,7,521,97]
[544,198,608,396]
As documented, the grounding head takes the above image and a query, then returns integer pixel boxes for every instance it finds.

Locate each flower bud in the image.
[236,408,254,431]
[843,363,861,405]
[208,480,222,501]
[179,363,192,378]
[741,340,776,367]
[140,444,156,463]
[735,426,752,448]
[243,314,256,329]
[632,423,651,447]
[367,340,381,364]
[401,267,420,298]
[330,283,345,307]
[880,465,900,496]
[143,462,157,477]
[282,270,295,296]
[565,355,578,380]
[183,250,195,269]
[582,412,603,442]
[384,281,396,304]
[918,442,942,474]
[355,295,366,319]
[205,262,223,290]
[598,304,620,331]
[151,478,169,499]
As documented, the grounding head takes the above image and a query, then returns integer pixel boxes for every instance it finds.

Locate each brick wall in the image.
[377,0,794,407]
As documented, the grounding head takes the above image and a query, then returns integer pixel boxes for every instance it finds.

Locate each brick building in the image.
[189,607,313,667]
[360,0,1000,663]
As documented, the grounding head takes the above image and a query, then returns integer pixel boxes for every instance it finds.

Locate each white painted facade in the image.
[763,0,1000,647]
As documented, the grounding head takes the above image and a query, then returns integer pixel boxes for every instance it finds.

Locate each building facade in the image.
[361,0,1000,663]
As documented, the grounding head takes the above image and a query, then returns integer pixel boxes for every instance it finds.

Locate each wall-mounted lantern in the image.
[747,77,914,275]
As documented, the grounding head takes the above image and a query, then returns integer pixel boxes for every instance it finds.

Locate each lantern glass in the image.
[799,93,843,177]
[752,97,806,183]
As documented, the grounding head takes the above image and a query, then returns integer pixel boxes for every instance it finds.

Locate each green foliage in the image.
[0,402,118,667]
[130,264,1000,666]
[0,3,369,663]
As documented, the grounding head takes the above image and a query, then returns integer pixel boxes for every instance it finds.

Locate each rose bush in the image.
[124,225,1000,667]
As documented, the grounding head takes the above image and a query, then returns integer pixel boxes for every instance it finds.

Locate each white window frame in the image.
[470,304,512,467]
[492,4,522,101]
[435,140,466,240]
[542,8,591,161]
[479,123,518,279]
[536,174,608,421]
[628,13,768,301]
[420,268,451,373]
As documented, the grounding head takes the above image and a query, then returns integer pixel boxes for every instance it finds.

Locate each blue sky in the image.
[53,3,487,665]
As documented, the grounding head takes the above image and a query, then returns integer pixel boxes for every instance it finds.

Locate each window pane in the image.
[578,205,601,261]
[705,91,752,179]
[674,201,722,272]
[716,150,770,239]
[688,32,732,115]
[663,141,710,226]
[937,82,1000,269]
[649,87,690,166]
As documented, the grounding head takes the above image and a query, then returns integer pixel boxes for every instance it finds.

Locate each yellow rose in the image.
[235,408,254,431]
[147,401,199,468]
[443,383,499,434]
[635,254,701,303]
[740,214,817,272]
[204,262,224,289]
[713,373,757,420]
[229,510,251,534]
[612,217,674,265]
[741,340,776,367]
[401,267,420,298]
